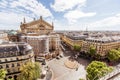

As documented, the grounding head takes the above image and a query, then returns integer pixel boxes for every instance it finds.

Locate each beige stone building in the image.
[21,34,60,58]
[0,32,8,41]
[0,41,34,80]
[61,34,86,49]
[20,16,60,59]
[61,34,120,57]
[82,37,120,56]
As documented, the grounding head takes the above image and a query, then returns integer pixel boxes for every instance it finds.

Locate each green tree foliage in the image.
[18,62,41,80]
[8,78,14,80]
[118,48,120,52]
[79,78,84,80]
[73,45,81,51]
[86,61,113,80]
[0,69,7,80]
[89,45,96,55]
[108,49,120,61]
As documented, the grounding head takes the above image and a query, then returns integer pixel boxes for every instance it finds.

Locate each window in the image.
[0,53,3,57]
[7,69,10,73]
[17,63,20,66]
[6,64,9,68]
[16,58,19,60]
[5,59,7,62]
[11,52,15,56]
[0,65,3,69]
[12,64,14,67]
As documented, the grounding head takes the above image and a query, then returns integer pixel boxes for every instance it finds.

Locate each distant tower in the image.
[86,27,88,32]
[23,17,26,23]
[40,16,42,20]
[33,18,36,21]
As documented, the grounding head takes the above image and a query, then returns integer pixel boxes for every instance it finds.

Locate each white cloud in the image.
[55,13,120,31]
[64,10,96,24]
[0,0,53,30]
[51,0,86,12]
[0,12,33,30]
[0,0,8,8]
[10,0,53,18]
[51,0,95,24]
[54,20,68,30]
[88,13,120,29]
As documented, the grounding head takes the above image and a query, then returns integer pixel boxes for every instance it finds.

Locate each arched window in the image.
[14,75,17,80]
[8,76,12,79]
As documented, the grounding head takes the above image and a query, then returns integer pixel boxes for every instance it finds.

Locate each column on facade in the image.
[55,38,58,50]
[45,37,49,54]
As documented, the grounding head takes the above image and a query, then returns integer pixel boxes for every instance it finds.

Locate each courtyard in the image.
[43,50,90,80]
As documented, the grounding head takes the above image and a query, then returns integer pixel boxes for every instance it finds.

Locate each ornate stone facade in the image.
[20,17,60,59]
[20,16,53,36]
[0,41,34,80]
[21,34,60,58]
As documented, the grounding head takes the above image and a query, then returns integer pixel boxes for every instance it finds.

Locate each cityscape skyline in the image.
[0,0,120,31]
[0,1,120,79]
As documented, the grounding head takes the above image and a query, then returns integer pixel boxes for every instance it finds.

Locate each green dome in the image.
[8,30,17,35]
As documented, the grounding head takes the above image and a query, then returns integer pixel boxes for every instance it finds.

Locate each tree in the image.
[0,69,7,80]
[79,78,84,80]
[108,49,120,61]
[8,78,14,80]
[118,48,120,52]
[89,45,96,55]
[73,45,81,51]
[18,62,41,80]
[86,61,113,80]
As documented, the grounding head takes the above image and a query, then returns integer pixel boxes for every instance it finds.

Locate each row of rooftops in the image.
[63,31,120,43]
[0,41,33,58]
[0,40,32,52]
[86,36,120,43]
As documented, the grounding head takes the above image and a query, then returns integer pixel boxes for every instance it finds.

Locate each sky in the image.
[0,0,120,31]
